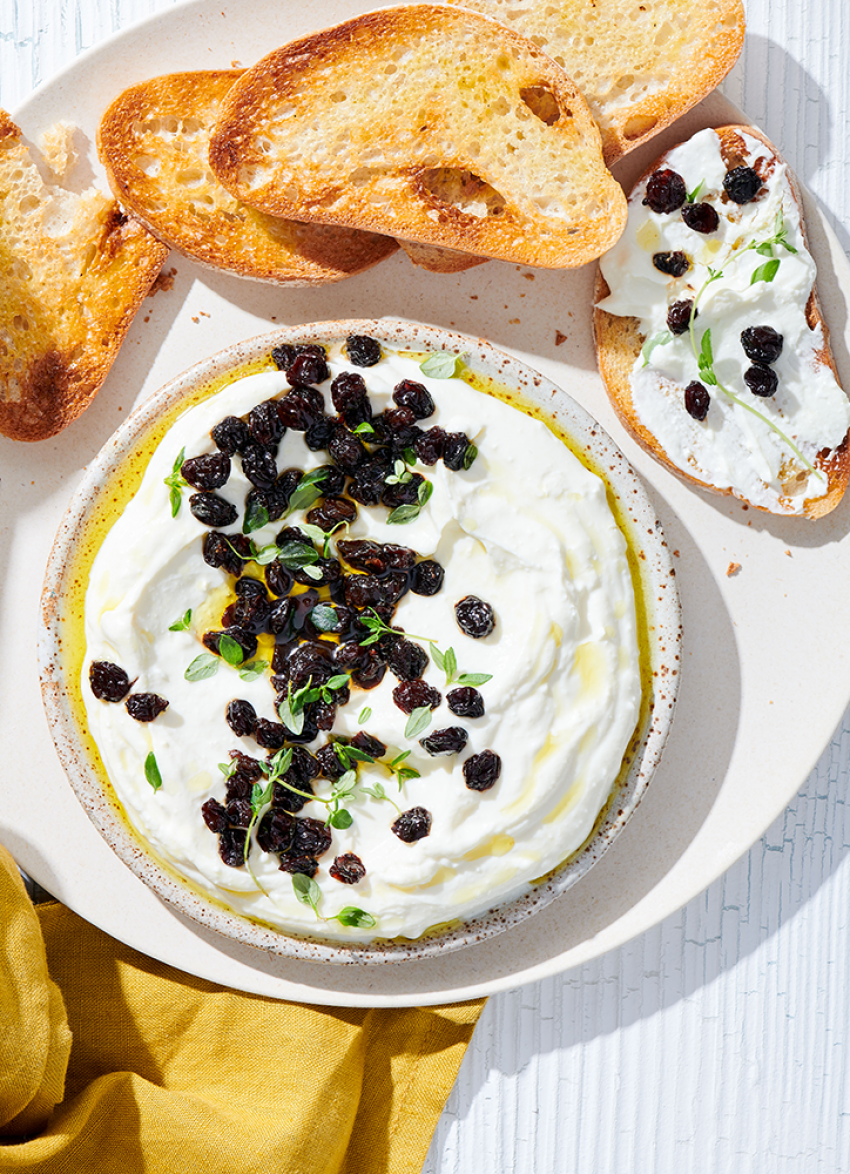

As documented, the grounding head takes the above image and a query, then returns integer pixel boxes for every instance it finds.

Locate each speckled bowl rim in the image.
[40,318,681,965]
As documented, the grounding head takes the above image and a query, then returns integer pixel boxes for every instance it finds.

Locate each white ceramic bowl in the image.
[39,318,681,963]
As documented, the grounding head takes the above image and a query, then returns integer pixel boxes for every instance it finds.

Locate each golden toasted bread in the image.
[0,111,167,442]
[98,71,397,284]
[208,5,627,269]
[453,0,744,164]
[593,125,850,518]
[410,0,745,274]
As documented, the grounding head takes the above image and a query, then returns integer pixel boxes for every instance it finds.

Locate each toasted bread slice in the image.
[409,0,744,275]
[450,0,745,165]
[208,5,627,269]
[98,71,397,285]
[0,111,167,442]
[593,125,850,519]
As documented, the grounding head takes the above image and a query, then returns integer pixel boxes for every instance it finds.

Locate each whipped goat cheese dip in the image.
[597,127,850,515]
[82,345,641,944]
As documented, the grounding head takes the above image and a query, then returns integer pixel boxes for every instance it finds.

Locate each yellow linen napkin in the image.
[0,845,483,1172]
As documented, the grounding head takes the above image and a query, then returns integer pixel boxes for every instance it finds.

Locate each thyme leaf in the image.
[751,258,780,285]
[404,706,432,739]
[144,751,162,792]
[185,653,219,681]
[420,351,460,379]
[640,330,673,368]
[292,872,321,912]
[218,634,244,666]
[309,604,339,632]
[686,179,705,203]
[238,659,268,682]
[334,907,376,928]
[285,468,329,517]
[163,448,188,517]
[243,499,270,535]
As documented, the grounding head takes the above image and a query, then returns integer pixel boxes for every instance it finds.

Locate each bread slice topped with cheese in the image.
[0,111,167,442]
[208,5,627,269]
[98,70,398,285]
[593,125,850,518]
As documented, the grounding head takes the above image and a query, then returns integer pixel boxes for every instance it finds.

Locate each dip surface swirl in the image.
[83,344,641,943]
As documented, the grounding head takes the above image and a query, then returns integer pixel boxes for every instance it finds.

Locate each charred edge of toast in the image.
[0,210,167,442]
[0,106,168,441]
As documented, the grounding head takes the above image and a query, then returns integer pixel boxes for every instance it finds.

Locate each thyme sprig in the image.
[185,637,268,683]
[255,745,358,831]
[234,748,293,894]
[298,520,349,557]
[334,740,420,790]
[286,468,330,516]
[360,780,401,814]
[385,458,414,487]
[242,776,275,894]
[386,478,433,525]
[386,749,420,787]
[144,751,162,792]
[685,244,818,476]
[291,873,376,928]
[250,538,323,579]
[429,644,492,688]
[163,448,188,517]
[242,469,331,537]
[357,611,492,691]
[277,674,351,736]
[357,609,435,648]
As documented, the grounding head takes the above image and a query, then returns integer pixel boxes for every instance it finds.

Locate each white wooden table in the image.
[5,2,850,1168]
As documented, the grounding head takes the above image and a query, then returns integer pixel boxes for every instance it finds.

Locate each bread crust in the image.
[98,71,397,285]
[208,5,626,269]
[0,112,167,442]
[593,124,850,519]
[398,239,489,273]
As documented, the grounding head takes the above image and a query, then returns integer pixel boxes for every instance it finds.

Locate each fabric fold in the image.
[0,845,483,1172]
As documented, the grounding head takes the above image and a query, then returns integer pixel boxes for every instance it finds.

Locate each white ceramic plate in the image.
[5,0,850,1006]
